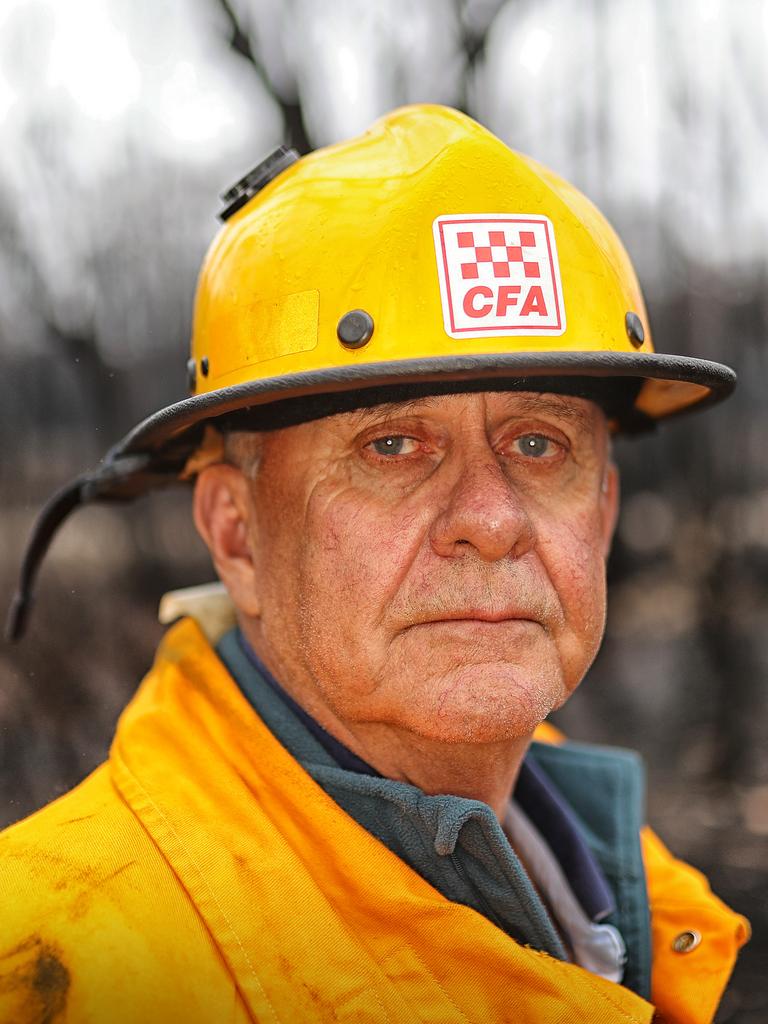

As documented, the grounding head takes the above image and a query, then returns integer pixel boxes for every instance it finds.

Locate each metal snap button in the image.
[672,930,702,953]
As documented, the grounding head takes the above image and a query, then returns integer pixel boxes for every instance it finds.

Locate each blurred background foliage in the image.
[0,1,766,1018]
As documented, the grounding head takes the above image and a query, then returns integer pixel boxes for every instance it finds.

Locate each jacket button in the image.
[672,930,702,953]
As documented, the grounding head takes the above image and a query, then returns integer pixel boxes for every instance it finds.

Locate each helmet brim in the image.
[112,350,735,461]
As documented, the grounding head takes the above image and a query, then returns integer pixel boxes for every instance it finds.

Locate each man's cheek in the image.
[560,537,609,645]
[539,519,608,612]
[540,510,609,568]
[309,499,413,589]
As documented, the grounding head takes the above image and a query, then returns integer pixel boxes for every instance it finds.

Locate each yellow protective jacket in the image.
[0,619,749,1023]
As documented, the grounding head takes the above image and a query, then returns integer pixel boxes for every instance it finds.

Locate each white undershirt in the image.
[503,801,627,983]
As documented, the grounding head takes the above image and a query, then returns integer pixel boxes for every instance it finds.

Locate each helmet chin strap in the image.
[5,454,156,642]
[5,476,88,642]
[7,414,213,642]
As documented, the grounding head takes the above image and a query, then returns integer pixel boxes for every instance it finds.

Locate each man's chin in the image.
[397,662,567,746]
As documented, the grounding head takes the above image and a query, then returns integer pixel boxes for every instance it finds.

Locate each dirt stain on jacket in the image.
[0,935,70,1023]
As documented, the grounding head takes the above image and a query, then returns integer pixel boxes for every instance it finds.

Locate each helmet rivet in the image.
[625,311,645,349]
[337,309,374,349]
[186,358,197,391]
[201,356,210,377]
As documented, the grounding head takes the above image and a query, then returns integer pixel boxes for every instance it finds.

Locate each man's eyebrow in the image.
[343,395,447,425]
[510,393,596,430]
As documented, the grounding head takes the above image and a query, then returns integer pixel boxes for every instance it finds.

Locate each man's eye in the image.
[369,436,419,456]
[515,434,557,458]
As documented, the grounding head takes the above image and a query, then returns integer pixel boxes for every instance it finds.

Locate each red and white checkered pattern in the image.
[432,215,565,337]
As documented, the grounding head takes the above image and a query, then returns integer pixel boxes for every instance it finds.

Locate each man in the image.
[1,105,749,1023]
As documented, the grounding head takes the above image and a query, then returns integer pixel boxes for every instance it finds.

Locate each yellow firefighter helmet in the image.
[7,104,735,639]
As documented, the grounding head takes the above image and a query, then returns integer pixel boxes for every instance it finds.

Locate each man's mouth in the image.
[408,610,539,628]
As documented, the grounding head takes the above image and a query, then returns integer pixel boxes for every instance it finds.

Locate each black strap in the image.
[5,477,89,641]
[5,454,156,642]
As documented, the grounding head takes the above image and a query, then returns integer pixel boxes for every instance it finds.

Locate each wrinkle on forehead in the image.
[342,391,600,432]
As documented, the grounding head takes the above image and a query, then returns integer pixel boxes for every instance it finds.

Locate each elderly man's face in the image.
[230,391,618,745]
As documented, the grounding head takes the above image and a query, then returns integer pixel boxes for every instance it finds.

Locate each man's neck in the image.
[336,720,531,819]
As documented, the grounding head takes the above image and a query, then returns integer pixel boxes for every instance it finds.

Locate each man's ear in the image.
[193,465,261,618]
[599,461,620,559]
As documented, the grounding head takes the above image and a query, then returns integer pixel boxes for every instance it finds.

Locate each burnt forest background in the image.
[1,2,766,1019]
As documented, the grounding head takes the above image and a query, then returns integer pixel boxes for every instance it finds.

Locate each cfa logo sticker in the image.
[432,215,566,338]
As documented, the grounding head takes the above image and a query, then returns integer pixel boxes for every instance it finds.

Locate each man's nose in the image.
[429,446,536,563]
